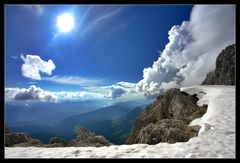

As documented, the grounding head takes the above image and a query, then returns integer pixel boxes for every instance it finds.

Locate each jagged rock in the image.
[202,44,235,85]
[48,137,67,147]
[5,132,42,147]
[68,128,112,147]
[126,89,207,144]
[135,119,197,144]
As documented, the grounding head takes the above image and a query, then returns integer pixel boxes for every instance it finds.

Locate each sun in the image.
[56,13,75,33]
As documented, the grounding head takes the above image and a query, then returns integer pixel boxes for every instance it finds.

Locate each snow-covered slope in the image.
[5,85,235,158]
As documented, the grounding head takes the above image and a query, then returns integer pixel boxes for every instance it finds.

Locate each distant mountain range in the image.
[7,100,149,144]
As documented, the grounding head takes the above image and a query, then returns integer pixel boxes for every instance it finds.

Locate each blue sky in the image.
[5,5,193,92]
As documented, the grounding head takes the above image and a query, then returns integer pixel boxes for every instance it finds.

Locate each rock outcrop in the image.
[5,125,112,147]
[5,128,42,147]
[126,89,207,144]
[48,137,68,147]
[202,44,235,85]
[68,128,113,147]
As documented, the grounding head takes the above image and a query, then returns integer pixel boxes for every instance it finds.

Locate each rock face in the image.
[126,89,207,144]
[67,128,113,147]
[202,44,235,85]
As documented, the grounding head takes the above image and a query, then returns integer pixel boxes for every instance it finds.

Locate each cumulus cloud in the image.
[5,85,105,103]
[137,5,235,97]
[103,81,136,99]
[21,54,56,80]
[5,85,57,102]
[104,87,126,99]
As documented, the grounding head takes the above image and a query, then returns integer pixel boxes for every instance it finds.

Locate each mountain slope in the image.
[101,107,144,145]
[5,100,105,127]
[54,104,133,133]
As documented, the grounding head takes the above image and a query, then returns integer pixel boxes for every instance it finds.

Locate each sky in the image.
[4,5,235,103]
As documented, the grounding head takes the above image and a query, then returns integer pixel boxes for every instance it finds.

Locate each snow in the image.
[5,85,235,158]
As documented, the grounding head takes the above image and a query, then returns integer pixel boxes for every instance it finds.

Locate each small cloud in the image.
[103,81,137,99]
[42,75,105,87]
[21,54,56,80]
[104,86,127,99]
[11,56,18,59]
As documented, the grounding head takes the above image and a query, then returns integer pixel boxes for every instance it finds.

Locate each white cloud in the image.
[81,6,125,36]
[115,81,136,88]
[11,56,18,59]
[103,81,137,99]
[5,82,144,103]
[42,75,105,87]
[90,6,124,26]
[21,54,56,80]
[104,86,126,99]
[5,85,104,103]
[29,82,37,84]
[5,85,57,102]
[136,5,235,97]
[54,91,103,101]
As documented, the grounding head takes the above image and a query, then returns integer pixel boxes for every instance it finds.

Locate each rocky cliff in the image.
[126,89,207,144]
[202,44,235,85]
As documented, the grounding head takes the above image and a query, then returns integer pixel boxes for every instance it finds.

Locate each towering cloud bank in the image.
[136,5,235,97]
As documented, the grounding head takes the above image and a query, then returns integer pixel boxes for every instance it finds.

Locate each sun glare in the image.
[56,13,75,33]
